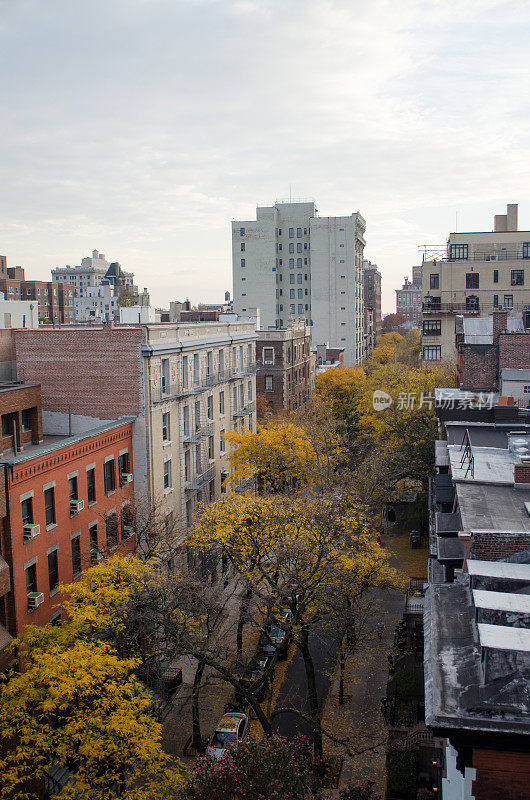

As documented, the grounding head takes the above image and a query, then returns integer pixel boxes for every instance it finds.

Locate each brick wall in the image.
[514,463,530,484]
[498,332,530,373]
[14,327,144,419]
[459,344,497,390]
[0,384,43,455]
[472,749,530,800]
[470,533,530,560]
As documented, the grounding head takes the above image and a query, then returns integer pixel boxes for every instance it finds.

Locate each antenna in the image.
[289,184,292,202]
[455,211,458,232]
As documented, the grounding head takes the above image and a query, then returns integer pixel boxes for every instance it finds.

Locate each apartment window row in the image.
[422,320,441,336]
[21,454,131,540]
[170,345,255,393]
[25,506,134,610]
[422,345,441,361]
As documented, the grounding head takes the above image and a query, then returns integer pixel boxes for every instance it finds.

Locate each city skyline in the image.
[1,0,530,313]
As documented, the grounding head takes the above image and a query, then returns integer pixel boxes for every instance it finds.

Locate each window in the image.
[466,273,479,289]
[297,274,302,284]
[1,414,10,437]
[493,294,499,307]
[493,269,499,283]
[89,522,99,565]
[524,386,530,394]
[297,227,302,238]
[240,227,245,236]
[241,258,245,268]
[263,347,274,365]
[297,243,302,253]
[290,304,295,313]
[220,429,225,452]
[298,304,303,313]
[422,345,441,361]
[248,380,252,401]
[86,467,96,503]
[206,351,212,377]
[504,295,514,309]
[297,258,302,267]
[195,444,201,472]
[163,459,172,490]
[21,409,31,430]
[523,242,530,258]
[429,274,439,290]
[265,376,273,391]
[290,289,295,299]
[240,242,245,252]
[184,450,191,482]
[207,395,213,420]
[118,452,130,483]
[25,562,37,596]
[104,459,116,494]
[422,320,441,336]
[121,505,134,539]
[289,258,294,268]
[221,473,228,494]
[68,475,78,501]
[161,358,169,394]
[71,534,81,577]
[44,487,55,526]
[162,411,170,441]
[512,269,524,286]
[449,244,468,260]
[193,353,199,385]
[289,228,294,238]
[219,391,225,415]
[289,243,294,253]
[48,549,59,593]
[208,435,214,460]
[106,514,118,550]
[219,349,225,377]
[182,355,188,388]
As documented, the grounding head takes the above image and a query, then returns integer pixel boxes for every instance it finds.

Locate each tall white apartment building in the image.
[75,283,119,323]
[232,201,366,365]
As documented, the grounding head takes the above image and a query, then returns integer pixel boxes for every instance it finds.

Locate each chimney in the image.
[494,214,507,232]
[507,203,518,231]
[492,309,507,342]
[514,462,530,485]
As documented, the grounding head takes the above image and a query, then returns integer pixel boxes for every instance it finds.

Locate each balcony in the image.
[425,249,530,263]
[422,301,481,314]
[185,466,215,491]
[232,401,256,418]
[404,578,426,615]
[183,421,214,444]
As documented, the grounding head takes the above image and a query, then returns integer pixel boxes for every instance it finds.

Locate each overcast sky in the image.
[1,0,530,313]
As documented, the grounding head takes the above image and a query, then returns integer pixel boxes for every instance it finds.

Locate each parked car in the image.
[259,621,289,659]
[205,712,249,760]
[236,655,272,707]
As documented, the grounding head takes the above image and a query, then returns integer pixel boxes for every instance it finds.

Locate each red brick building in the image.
[0,383,135,663]
[363,260,382,343]
[256,320,312,413]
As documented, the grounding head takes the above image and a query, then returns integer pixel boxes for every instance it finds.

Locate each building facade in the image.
[75,283,119,323]
[52,250,137,301]
[363,260,382,346]
[0,382,135,662]
[396,271,422,326]
[232,201,366,365]
[421,204,530,362]
[255,320,312,414]
[14,320,257,536]
[0,263,75,324]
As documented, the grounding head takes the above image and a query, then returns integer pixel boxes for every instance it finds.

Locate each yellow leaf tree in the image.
[225,422,318,493]
[190,492,404,758]
[0,626,181,800]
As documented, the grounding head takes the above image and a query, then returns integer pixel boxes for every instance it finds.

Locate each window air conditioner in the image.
[23,523,40,541]
[70,499,84,514]
[120,473,134,485]
[27,592,44,608]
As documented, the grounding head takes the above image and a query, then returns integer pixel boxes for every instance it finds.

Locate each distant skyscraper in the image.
[232,200,366,365]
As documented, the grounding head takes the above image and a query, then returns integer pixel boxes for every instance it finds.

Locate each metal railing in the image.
[185,466,215,492]
[425,250,530,264]
[152,364,257,404]
[423,300,530,314]
[232,401,256,418]
[183,421,214,443]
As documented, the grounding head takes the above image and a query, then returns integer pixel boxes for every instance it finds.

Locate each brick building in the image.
[457,309,530,390]
[0,261,75,324]
[363,260,382,344]
[13,320,257,533]
[256,320,312,414]
[396,273,422,326]
[0,381,135,665]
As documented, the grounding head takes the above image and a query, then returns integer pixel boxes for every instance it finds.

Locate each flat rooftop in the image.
[456,482,530,533]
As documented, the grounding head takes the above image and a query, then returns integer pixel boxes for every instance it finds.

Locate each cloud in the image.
[0,0,529,312]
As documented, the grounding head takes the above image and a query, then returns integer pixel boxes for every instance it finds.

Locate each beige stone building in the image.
[421,204,530,363]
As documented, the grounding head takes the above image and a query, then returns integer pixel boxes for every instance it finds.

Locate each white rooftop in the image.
[467,560,530,580]
[473,589,530,614]
[478,622,530,652]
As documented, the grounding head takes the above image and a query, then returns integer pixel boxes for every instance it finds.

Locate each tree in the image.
[190,493,403,758]
[293,394,344,493]
[0,624,181,800]
[225,422,318,493]
[118,288,136,307]
[381,313,406,333]
[181,734,323,800]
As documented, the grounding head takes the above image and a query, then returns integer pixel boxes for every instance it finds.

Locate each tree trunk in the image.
[338,646,345,706]
[191,658,206,750]
[236,583,251,667]
[300,626,323,759]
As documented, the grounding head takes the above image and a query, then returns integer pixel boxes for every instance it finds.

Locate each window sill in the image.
[164,487,173,496]
[46,523,58,532]
[106,490,116,497]
[163,440,172,447]
[88,500,97,507]
[50,588,59,597]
